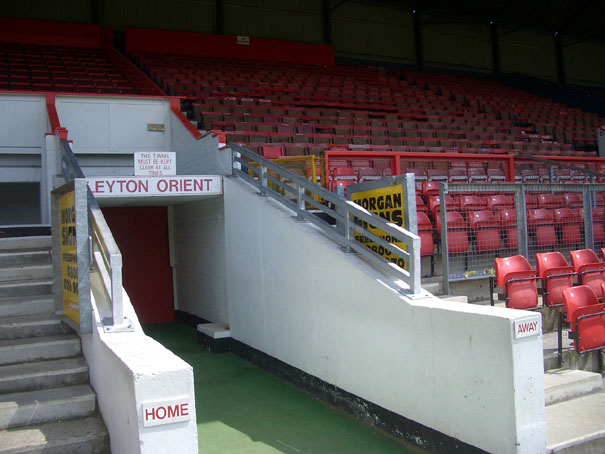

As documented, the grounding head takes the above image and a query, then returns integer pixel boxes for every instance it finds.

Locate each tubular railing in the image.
[230,143,421,295]
[59,138,131,332]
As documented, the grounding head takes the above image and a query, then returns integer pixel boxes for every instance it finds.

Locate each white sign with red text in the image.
[142,397,191,427]
[135,152,176,176]
[88,176,222,197]
[513,315,541,340]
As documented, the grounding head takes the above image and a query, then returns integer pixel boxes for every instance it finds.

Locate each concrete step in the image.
[0,236,51,252]
[0,414,109,454]
[0,384,96,430]
[0,295,55,318]
[438,294,468,304]
[0,357,88,394]
[543,331,603,373]
[545,369,603,406]
[0,279,53,300]
[0,264,53,283]
[546,385,605,454]
[0,334,81,366]
[0,314,71,340]
[0,250,51,268]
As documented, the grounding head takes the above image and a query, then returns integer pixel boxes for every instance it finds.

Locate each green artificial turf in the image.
[143,323,427,454]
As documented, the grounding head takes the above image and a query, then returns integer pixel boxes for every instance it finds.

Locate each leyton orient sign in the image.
[88,176,222,197]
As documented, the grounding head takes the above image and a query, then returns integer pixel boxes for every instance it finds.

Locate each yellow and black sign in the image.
[59,190,79,324]
[350,184,407,270]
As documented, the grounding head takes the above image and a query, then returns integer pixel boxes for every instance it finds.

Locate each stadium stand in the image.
[0,13,603,454]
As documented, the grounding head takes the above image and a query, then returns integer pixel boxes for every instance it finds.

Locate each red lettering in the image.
[126,180,138,193]
[139,180,149,193]
[183,179,192,192]
[156,406,166,420]
[145,408,155,421]
[204,178,212,191]
[167,405,180,418]
[157,179,168,192]
[94,180,105,194]
[170,180,179,192]
[194,179,204,191]
[106,180,115,192]
[181,403,189,416]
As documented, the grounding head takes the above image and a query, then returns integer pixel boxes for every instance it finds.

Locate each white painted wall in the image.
[222,177,546,454]
[83,273,198,454]
[55,96,172,154]
[0,93,47,223]
[171,114,232,176]
[172,197,229,323]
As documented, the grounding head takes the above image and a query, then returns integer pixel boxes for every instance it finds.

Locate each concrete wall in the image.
[225,0,322,44]
[424,21,492,73]
[171,198,229,323]
[55,95,171,155]
[500,29,557,81]
[564,38,605,88]
[0,93,47,224]
[84,275,198,454]
[332,2,415,64]
[221,177,546,454]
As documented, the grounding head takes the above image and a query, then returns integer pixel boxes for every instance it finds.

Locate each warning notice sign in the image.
[59,189,79,324]
[350,184,407,270]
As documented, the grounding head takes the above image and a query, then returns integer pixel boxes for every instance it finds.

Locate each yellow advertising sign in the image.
[59,190,79,324]
[350,184,407,269]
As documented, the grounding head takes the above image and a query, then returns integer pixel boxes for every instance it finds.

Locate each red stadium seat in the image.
[421,181,441,198]
[525,194,539,209]
[499,209,518,249]
[554,208,582,245]
[435,211,468,254]
[427,169,448,182]
[494,255,539,310]
[468,167,488,184]
[330,167,357,196]
[593,208,605,243]
[564,193,583,208]
[562,286,605,353]
[527,209,557,247]
[458,195,487,215]
[417,211,434,256]
[487,168,506,183]
[428,194,456,214]
[358,167,382,183]
[468,211,501,251]
[538,193,564,209]
[487,194,514,211]
[261,145,284,159]
[536,252,575,307]
[570,249,605,299]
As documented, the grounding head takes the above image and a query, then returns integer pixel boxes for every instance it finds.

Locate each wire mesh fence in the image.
[432,183,605,286]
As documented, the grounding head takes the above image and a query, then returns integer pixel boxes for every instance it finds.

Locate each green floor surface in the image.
[143,323,426,454]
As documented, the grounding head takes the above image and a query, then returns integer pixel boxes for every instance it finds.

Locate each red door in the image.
[102,206,174,324]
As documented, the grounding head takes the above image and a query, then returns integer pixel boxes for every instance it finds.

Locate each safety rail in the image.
[230,143,421,294]
[58,138,131,332]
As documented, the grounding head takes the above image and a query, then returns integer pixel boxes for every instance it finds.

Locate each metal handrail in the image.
[230,143,421,294]
[59,139,130,331]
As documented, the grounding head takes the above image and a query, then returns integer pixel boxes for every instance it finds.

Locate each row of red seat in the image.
[0,42,155,95]
[494,251,605,355]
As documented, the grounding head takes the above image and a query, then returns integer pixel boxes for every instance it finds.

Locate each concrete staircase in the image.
[0,236,110,453]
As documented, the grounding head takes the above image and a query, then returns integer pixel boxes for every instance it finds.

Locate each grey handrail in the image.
[59,139,130,331]
[229,143,421,294]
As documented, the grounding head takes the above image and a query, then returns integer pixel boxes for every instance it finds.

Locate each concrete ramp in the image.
[189,176,547,454]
